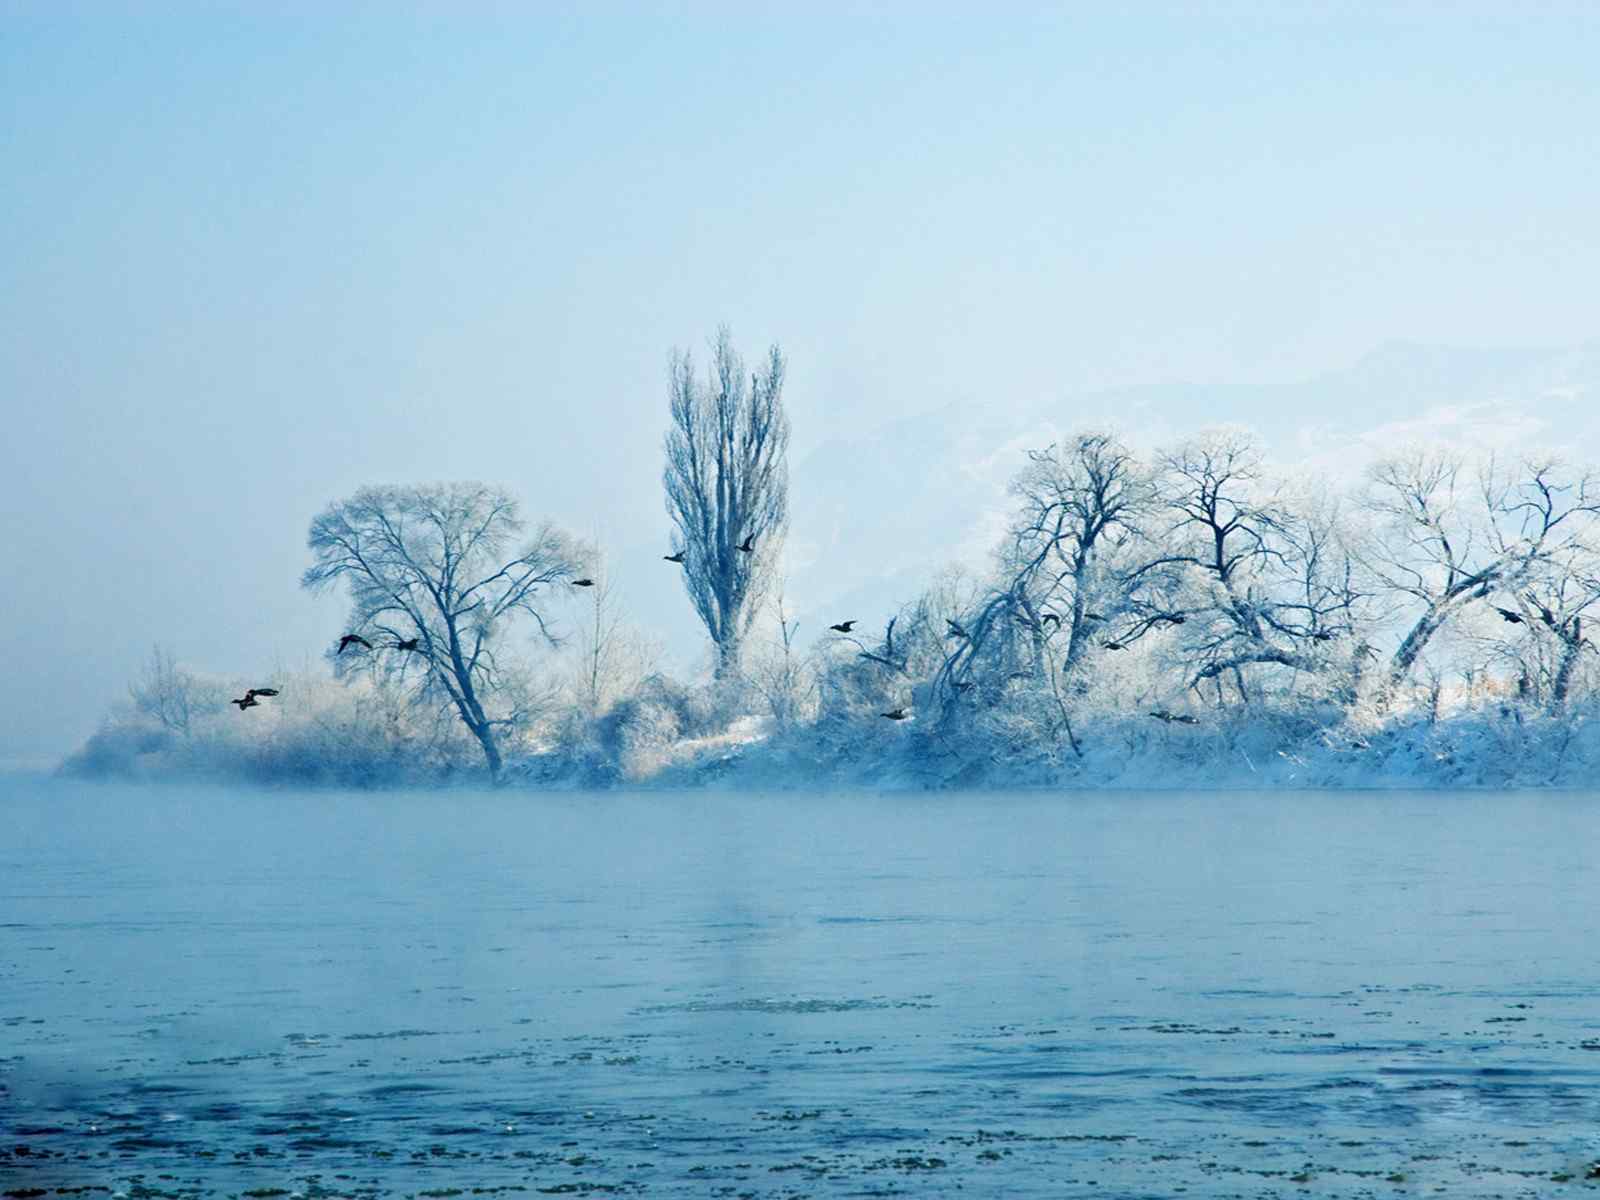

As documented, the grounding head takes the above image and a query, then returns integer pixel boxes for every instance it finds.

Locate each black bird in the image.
[945,619,969,639]
[572,578,595,587]
[1103,640,1127,651]
[1149,710,1199,725]
[881,708,912,721]
[337,634,373,655]
[393,638,420,652]
[1494,606,1525,625]
[230,694,260,711]
[1162,613,1188,626]
[1311,630,1337,642]
[1041,612,1062,628]
[737,535,755,553]
[1083,612,1107,622]
[664,551,686,564]
[245,687,279,699]
[952,680,975,692]
[829,620,857,633]
[1532,598,1556,625]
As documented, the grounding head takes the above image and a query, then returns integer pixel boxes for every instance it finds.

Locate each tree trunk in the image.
[714,631,743,682]
[1388,606,1445,691]
[443,622,503,780]
[1061,560,1094,674]
[468,720,503,779]
[1549,636,1581,712]
[1388,582,1494,692]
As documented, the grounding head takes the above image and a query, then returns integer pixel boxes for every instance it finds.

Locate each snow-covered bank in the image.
[522,704,1600,792]
[65,673,1600,792]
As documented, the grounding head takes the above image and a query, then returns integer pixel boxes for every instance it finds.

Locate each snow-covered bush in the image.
[62,666,477,787]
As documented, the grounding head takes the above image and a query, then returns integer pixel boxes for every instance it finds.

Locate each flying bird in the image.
[1041,612,1062,628]
[1103,640,1127,651]
[945,619,969,639]
[1083,612,1107,622]
[230,695,260,711]
[663,551,685,564]
[393,638,420,652]
[1311,630,1337,642]
[881,708,912,721]
[737,535,755,553]
[337,634,373,655]
[1150,710,1199,725]
[829,620,857,633]
[1495,607,1525,625]
[571,578,595,587]
[244,687,279,699]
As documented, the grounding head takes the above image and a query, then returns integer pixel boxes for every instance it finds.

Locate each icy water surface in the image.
[4,780,1600,1198]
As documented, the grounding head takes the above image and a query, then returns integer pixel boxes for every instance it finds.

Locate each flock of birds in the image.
[242,536,1557,728]
[226,533,1193,726]
[230,541,768,716]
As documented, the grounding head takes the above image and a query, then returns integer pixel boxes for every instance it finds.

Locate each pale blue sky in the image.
[3,2,1598,761]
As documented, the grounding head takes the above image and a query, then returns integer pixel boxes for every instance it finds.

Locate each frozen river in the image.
[4,779,1600,1197]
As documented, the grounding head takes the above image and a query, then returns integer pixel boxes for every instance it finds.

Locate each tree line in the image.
[109,328,1600,784]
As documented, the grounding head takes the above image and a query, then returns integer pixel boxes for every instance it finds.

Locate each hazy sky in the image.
[3,2,1598,763]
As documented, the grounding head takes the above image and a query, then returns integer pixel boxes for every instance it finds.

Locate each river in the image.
[3,779,1599,1196]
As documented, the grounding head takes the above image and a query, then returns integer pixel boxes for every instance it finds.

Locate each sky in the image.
[2,1,1598,764]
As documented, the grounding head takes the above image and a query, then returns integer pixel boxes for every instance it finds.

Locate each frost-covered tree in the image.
[301,483,586,778]
[1488,541,1600,712]
[663,327,790,681]
[1132,432,1354,702]
[1364,452,1600,692]
[1004,433,1153,675]
[128,644,221,736]
[744,589,816,731]
[569,553,660,718]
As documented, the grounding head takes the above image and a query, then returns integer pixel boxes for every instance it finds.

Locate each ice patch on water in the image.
[639,996,935,1015]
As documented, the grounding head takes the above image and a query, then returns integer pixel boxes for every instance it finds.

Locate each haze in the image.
[3,1,1598,765]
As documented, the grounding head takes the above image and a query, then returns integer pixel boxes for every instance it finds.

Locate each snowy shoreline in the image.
[58,701,1600,793]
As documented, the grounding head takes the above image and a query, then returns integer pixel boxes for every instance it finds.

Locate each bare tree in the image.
[1490,543,1600,712]
[1364,451,1600,691]
[570,553,660,718]
[301,483,586,779]
[1004,433,1153,675]
[826,568,978,717]
[664,326,790,681]
[128,644,216,736]
[1129,432,1353,700]
[744,588,816,731]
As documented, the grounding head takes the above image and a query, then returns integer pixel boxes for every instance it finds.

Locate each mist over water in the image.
[5,779,1599,1196]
